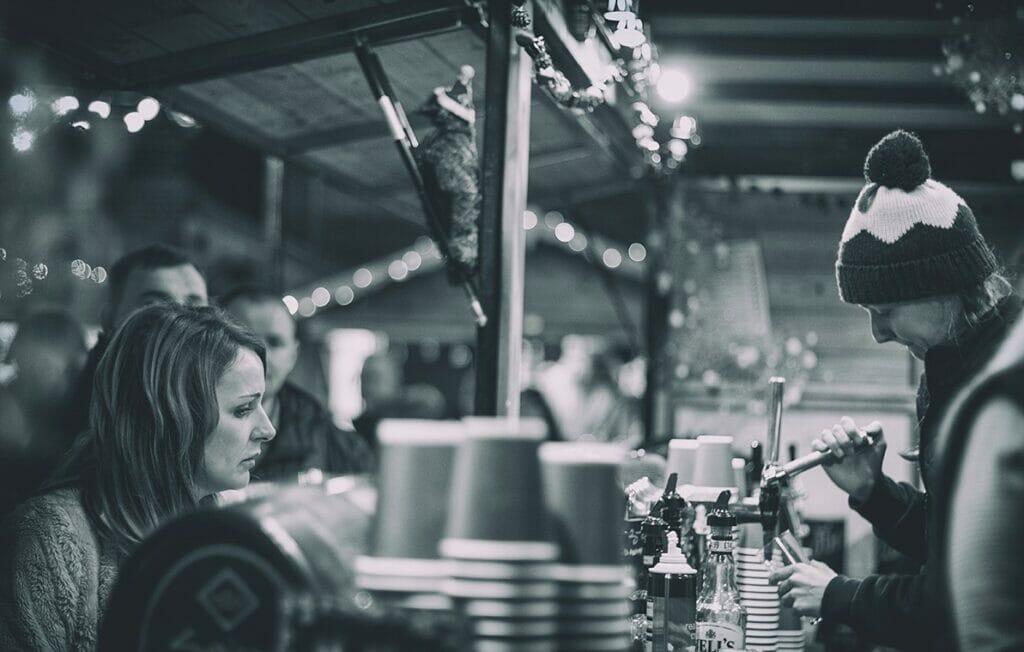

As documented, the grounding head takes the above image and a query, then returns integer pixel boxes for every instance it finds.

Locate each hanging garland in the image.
[936,0,1024,132]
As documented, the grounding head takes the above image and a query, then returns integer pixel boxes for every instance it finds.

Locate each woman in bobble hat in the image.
[770,130,1020,651]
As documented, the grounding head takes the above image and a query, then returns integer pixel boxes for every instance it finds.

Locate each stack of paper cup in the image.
[666,438,699,487]
[442,417,561,652]
[540,442,632,652]
[777,604,805,651]
[684,435,739,504]
[356,420,464,611]
[735,524,779,652]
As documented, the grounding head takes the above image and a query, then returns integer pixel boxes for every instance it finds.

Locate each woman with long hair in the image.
[0,302,275,650]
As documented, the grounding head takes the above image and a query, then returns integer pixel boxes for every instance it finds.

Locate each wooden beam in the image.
[675,99,998,129]
[475,0,532,418]
[262,157,285,290]
[660,54,945,86]
[114,2,473,88]
[654,16,950,38]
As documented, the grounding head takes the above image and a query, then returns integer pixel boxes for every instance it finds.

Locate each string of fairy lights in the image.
[0,246,108,300]
[7,87,197,153]
[283,210,649,320]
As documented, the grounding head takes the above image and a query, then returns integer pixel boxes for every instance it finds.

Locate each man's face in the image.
[225,299,298,399]
[862,296,957,360]
[109,264,208,329]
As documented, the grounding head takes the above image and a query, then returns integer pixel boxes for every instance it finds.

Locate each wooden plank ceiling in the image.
[4,0,1021,355]
[8,0,1020,255]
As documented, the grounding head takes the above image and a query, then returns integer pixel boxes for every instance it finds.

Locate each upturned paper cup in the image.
[371,419,465,559]
[692,435,736,488]
[539,442,626,565]
[666,438,699,487]
[442,417,557,560]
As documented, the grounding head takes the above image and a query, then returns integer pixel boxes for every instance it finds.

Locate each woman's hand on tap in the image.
[770,561,837,617]
[812,417,886,503]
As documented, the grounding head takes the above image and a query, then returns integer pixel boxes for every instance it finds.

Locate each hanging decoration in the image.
[510,0,695,173]
[936,0,1024,132]
[514,33,608,112]
[604,0,646,49]
[510,3,608,113]
[415,65,481,276]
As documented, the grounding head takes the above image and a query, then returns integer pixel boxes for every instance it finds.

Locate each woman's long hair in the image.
[47,303,265,555]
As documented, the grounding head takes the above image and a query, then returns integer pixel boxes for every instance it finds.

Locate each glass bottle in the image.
[695,501,746,651]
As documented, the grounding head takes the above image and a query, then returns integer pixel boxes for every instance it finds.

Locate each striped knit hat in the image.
[836,130,997,304]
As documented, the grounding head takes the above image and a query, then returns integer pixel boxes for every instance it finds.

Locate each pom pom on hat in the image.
[863,130,931,191]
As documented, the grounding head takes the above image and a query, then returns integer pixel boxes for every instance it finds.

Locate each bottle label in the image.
[707,538,733,554]
[695,622,744,651]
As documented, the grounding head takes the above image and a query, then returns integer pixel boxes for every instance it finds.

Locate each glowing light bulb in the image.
[387,260,409,281]
[88,100,111,119]
[603,248,622,268]
[282,295,299,315]
[657,69,692,103]
[11,128,34,152]
[52,96,79,115]
[628,243,647,262]
[523,210,538,230]
[311,287,330,307]
[334,286,354,305]
[8,91,36,117]
[137,97,160,120]
[353,268,373,288]
[554,222,575,243]
[123,112,145,133]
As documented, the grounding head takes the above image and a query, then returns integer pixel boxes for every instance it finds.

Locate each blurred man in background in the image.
[221,288,374,479]
[66,243,208,439]
[1,309,88,516]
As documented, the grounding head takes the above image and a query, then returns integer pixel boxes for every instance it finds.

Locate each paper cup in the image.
[666,438,699,487]
[444,418,552,548]
[692,435,736,488]
[371,420,465,559]
[539,442,626,565]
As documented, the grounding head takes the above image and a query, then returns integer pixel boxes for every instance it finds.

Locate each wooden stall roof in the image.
[4,0,1022,365]
[4,0,637,270]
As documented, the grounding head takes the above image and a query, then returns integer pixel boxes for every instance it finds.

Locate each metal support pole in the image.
[475,0,532,417]
[262,156,285,290]
[642,176,685,444]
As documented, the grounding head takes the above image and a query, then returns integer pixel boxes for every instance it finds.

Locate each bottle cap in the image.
[650,531,695,574]
[641,513,668,559]
[706,490,736,533]
[658,473,691,531]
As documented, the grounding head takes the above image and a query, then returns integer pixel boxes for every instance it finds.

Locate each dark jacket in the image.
[253,382,375,481]
[935,314,1024,650]
[821,295,1022,651]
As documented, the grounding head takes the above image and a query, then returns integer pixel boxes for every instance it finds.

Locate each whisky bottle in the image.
[695,497,745,651]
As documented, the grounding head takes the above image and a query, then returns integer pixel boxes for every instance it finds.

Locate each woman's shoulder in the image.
[5,488,92,548]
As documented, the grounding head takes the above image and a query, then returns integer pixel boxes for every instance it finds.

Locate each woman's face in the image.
[862,296,959,360]
[198,347,276,496]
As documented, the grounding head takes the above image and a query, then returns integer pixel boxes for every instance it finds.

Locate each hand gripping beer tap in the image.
[756,377,878,559]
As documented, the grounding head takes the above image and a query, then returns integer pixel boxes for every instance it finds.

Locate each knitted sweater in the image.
[0,488,122,651]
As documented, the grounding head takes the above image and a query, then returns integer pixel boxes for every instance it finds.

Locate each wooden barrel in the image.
[100,481,373,651]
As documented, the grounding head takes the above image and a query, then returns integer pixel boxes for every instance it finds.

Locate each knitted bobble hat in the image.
[835,130,997,304]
